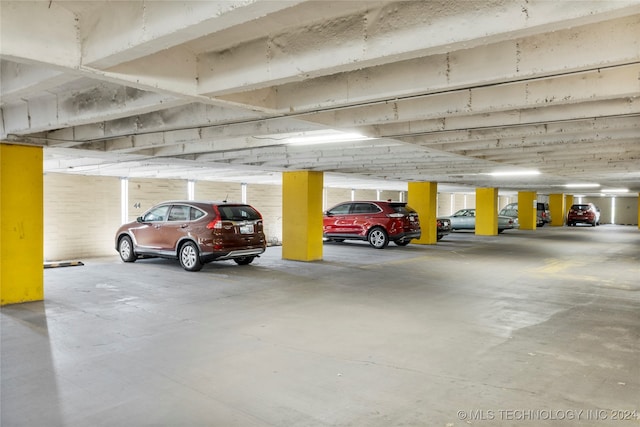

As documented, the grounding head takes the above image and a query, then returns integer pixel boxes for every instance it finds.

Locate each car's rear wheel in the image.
[118,236,137,262]
[394,239,410,246]
[234,256,255,265]
[179,241,203,271]
[368,227,389,249]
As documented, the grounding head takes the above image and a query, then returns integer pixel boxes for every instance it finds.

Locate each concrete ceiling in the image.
[1,0,639,195]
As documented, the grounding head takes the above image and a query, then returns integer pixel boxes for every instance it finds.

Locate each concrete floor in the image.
[2,226,639,427]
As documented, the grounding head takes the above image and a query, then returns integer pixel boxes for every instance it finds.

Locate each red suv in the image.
[567,203,600,227]
[323,201,421,249]
[115,201,266,271]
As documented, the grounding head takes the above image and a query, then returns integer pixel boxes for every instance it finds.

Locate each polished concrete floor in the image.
[2,225,639,427]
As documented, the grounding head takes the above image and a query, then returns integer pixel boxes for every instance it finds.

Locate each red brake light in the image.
[207,204,222,230]
[206,219,221,230]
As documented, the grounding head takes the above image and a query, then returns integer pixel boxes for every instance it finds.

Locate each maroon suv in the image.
[323,201,421,249]
[115,201,266,271]
[567,203,600,227]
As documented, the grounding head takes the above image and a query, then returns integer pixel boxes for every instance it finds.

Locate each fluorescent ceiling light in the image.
[485,170,540,177]
[286,131,372,145]
[601,188,629,193]
[564,183,600,188]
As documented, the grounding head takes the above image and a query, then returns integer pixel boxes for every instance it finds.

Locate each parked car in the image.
[437,217,452,241]
[498,204,520,229]
[500,202,551,227]
[323,201,421,248]
[567,203,600,227]
[537,202,552,226]
[441,208,516,233]
[115,201,266,271]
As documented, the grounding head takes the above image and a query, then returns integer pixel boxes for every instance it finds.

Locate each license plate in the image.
[239,224,254,234]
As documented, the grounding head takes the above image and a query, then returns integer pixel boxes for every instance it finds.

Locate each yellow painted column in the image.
[548,193,565,226]
[282,171,323,261]
[1,144,44,305]
[475,188,498,235]
[407,181,437,244]
[565,195,574,224]
[518,191,537,230]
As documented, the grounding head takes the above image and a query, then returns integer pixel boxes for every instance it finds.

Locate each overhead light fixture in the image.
[485,170,541,177]
[564,183,600,188]
[601,188,628,193]
[285,131,373,145]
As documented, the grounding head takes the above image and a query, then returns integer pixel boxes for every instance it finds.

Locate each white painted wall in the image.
[42,174,639,261]
[44,173,120,261]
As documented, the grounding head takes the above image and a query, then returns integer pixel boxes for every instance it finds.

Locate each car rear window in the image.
[217,205,261,221]
[389,203,415,214]
[571,204,591,210]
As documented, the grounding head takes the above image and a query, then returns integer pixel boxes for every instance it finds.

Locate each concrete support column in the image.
[549,193,565,226]
[518,191,537,230]
[565,195,575,224]
[407,181,437,244]
[282,171,323,262]
[638,194,640,229]
[475,188,498,236]
[1,144,44,305]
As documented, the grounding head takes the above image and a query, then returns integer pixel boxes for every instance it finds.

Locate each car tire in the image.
[118,235,137,262]
[592,220,597,227]
[234,256,255,265]
[394,239,410,246]
[179,241,203,272]
[367,227,389,249]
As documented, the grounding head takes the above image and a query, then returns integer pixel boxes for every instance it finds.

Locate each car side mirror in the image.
[136,216,144,223]
[324,211,332,216]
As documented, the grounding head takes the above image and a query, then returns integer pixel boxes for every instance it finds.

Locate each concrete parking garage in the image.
[2,226,638,426]
[2,2,640,426]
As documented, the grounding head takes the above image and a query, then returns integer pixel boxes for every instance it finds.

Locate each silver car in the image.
[500,202,551,227]
[442,209,516,233]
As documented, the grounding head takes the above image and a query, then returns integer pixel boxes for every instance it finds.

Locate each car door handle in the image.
[153,224,161,229]
[180,224,188,228]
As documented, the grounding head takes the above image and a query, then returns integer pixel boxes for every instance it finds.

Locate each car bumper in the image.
[200,246,266,263]
[568,217,595,224]
[392,231,422,242]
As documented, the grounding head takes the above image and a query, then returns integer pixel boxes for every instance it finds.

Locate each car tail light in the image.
[207,204,222,230]
[206,219,222,230]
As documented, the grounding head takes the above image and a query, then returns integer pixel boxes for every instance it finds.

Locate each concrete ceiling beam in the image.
[215,14,640,111]
[0,2,80,68]
[305,64,640,128]
[394,117,640,148]
[79,1,307,69]
[197,1,640,99]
